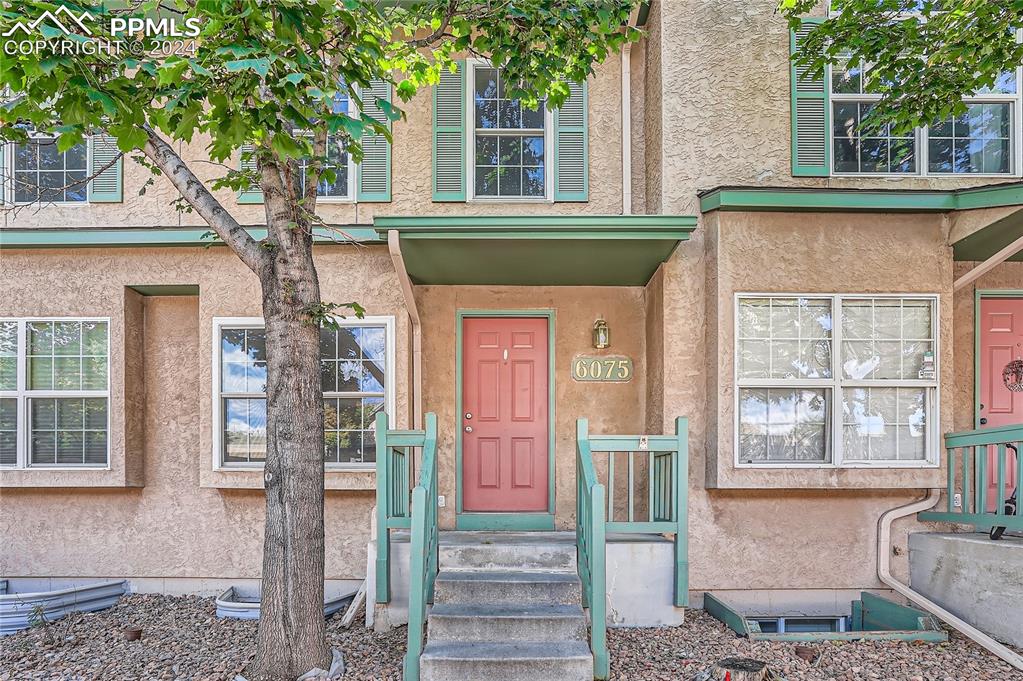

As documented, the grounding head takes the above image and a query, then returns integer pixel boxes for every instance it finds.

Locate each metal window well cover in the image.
[216,586,358,621]
[0,580,127,636]
[704,592,948,643]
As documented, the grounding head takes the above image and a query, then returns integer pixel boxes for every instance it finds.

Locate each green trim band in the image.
[699,182,1023,214]
[454,513,556,531]
[374,214,697,233]
[0,227,383,248]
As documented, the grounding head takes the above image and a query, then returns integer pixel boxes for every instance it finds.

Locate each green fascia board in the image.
[373,214,697,235]
[699,182,1023,214]
[0,226,383,248]
[128,284,200,296]
[953,206,1023,262]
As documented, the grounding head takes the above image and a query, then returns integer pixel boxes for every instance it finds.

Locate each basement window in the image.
[750,616,847,634]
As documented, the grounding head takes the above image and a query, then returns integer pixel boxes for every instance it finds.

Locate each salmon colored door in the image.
[461,317,549,513]
[978,297,1023,510]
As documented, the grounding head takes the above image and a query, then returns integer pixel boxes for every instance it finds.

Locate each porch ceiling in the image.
[373,215,697,286]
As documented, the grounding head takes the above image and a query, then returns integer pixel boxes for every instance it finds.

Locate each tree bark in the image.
[248,156,332,679]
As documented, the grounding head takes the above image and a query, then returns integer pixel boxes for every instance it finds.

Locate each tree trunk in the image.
[709,658,768,681]
[249,249,331,679]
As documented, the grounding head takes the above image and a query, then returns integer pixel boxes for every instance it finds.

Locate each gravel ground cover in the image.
[607,609,1023,681]
[1,594,1020,680]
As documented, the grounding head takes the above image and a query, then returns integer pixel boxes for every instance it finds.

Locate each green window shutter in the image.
[790,20,830,177]
[358,79,392,202]
[87,134,123,202]
[553,80,588,202]
[237,143,263,204]
[432,60,465,202]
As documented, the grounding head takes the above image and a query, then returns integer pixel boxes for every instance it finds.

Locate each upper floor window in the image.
[469,64,551,200]
[10,135,88,203]
[735,295,938,468]
[830,60,1019,177]
[213,316,394,469]
[0,319,110,469]
[297,92,356,201]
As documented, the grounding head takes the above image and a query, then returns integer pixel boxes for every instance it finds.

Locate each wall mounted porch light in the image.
[592,317,610,349]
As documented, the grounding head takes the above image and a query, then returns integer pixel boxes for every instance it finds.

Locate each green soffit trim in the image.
[699,182,1023,214]
[0,226,383,248]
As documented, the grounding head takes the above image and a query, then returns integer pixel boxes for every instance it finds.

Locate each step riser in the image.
[421,657,592,681]
[428,614,587,643]
[439,545,577,572]
[434,578,581,606]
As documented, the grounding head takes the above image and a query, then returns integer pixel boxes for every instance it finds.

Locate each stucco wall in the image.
[0,295,373,582]
[415,286,647,530]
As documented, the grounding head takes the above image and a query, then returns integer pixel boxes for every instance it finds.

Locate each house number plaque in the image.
[571,356,633,382]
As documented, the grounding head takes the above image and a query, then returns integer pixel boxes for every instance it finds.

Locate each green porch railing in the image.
[919,423,1023,531]
[374,413,434,605]
[402,412,439,681]
[576,419,608,680]
[576,416,689,680]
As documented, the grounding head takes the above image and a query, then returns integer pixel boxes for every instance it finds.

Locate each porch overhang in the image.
[372,215,697,286]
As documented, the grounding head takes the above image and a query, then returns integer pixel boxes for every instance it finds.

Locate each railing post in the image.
[591,483,609,680]
[674,417,689,608]
[375,411,390,604]
[403,485,428,681]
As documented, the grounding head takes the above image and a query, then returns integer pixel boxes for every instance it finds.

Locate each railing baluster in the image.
[977,445,988,515]
[628,453,635,522]
[648,451,655,522]
[963,446,972,515]
[997,443,1007,513]
[607,452,615,523]
[946,446,955,513]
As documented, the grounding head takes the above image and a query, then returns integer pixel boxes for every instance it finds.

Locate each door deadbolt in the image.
[465,412,472,419]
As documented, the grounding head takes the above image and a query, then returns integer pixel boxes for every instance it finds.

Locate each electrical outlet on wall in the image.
[438,495,446,508]
[953,493,962,508]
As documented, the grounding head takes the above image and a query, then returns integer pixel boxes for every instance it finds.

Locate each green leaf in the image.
[225,58,271,78]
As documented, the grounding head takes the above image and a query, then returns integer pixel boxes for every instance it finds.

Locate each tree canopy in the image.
[780,0,1023,133]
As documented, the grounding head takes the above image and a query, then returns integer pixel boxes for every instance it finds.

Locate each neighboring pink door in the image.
[462,317,549,513]
[978,297,1023,510]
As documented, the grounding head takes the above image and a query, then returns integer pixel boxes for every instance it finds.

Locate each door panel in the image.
[462,317,549,513]
[979,297,1023,510]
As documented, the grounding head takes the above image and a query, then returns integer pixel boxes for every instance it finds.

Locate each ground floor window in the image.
[0,318,110,468]
[735,295,938,467]
[213,316,394,469]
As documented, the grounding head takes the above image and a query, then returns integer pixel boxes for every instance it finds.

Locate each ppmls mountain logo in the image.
[3,6,201,56]
[2,6,94,37]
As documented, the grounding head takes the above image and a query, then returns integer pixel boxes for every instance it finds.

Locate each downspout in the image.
[621,44,632,215]
[387,230,422,429]
[877,490,1023,671]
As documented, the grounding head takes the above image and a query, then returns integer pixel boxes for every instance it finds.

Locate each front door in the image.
[978,296,1023,510]
[461,316,549,513]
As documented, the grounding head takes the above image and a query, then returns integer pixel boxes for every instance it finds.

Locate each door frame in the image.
[455,309,556,531]
[974,289,1023,428]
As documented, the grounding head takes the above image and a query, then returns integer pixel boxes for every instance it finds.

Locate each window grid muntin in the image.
[829,49,1022,177]
[467,61,552,201]
[735,295,939,468]
[214,317,392,469]
[11,135,89,204]
[0,318,111,469]
[320,325,387,465]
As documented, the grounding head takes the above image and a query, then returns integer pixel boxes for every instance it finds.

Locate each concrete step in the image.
[420,641,593,681]
[439,537,576,572]
[433,569,582,606]
[427,603,587,643]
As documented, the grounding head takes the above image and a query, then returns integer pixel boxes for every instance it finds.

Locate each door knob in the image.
[464,425,473,433]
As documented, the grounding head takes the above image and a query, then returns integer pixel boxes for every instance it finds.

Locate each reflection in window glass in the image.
[841,298,933,380]
[928,103,1011,174]
[27,321,108,391]
[738,388,830,463]
[0,322,17,391]
[0,398,16,465]
[737,297,833,379]
[833,102,916,174]
[842,387,927,461]
[223,397,267,463]
[14,137,88,203]
[29,397,108,465]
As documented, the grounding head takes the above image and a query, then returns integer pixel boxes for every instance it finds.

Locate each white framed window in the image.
[466,60,553,201]
[4,134,90,204]
[297,92,357,202]
[0,318,111,469]
[829,35,1022,177]
[734,295,939,468]
[212,316,395,470]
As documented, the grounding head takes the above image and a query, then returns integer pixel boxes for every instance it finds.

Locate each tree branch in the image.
[141,127,268,274]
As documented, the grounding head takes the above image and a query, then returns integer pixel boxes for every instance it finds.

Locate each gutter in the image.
[386,230,422,429]
[877,490,1023,671]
